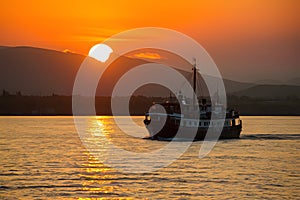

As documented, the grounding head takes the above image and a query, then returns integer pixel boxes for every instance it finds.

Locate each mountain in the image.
[0,46,255,97]
[0,46,84,95]
[0,46,297,99]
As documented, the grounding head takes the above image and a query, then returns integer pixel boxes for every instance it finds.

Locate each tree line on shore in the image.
[1,91,299,116]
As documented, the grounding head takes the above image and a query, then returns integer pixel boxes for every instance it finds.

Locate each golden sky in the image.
[1,0,299,81]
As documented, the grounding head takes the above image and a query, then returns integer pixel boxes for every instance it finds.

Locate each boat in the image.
[143,64,242,141]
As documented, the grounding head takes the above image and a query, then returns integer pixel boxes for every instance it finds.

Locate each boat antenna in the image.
[193,58,197,105]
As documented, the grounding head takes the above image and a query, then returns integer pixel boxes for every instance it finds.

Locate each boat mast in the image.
[193,59,197,105]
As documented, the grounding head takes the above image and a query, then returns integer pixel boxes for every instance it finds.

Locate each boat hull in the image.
[145,119,242,141]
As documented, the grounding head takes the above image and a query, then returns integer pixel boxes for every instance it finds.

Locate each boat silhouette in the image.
[143,63,242,141]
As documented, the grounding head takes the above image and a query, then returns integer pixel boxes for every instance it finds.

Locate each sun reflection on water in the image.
[78,117,153,199]
[85,116,161,153]
[80,152,118,197]
[78,198,135,200]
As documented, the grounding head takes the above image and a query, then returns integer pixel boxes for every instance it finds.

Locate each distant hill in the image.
[234,85,300,99]
[0,46,254,96]
[0,46,297,99]
[0,46,84,95]
[286,77,300,86]
[254,78,300,86]
[254,79,283,85]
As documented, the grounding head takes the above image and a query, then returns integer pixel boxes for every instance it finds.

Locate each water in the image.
[0,116,299,199]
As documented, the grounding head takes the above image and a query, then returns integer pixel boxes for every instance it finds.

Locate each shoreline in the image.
[1,114,299,116]
[1,95,300,116]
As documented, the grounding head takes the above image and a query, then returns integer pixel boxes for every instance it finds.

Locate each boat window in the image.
[204,122,210,126]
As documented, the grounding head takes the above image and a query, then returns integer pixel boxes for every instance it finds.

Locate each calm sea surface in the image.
[0,116,299,199]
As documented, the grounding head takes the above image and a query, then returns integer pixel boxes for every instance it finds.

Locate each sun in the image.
[88,44,113,62]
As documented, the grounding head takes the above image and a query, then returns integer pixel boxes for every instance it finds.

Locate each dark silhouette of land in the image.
[1,92,299,116]
[0,46,257,96]
[0,46,299,116]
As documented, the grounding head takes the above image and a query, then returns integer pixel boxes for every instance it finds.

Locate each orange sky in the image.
[1,0,299,81]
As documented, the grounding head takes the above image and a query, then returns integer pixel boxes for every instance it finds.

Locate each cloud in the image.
[63,49,74,53]
[129,52,162,60]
